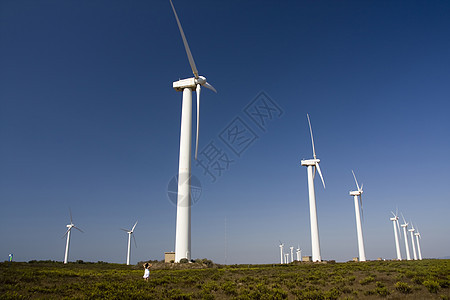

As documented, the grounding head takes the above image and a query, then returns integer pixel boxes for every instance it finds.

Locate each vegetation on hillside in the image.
[1,259,449,299]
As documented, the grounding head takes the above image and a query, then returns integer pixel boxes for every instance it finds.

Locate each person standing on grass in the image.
[143,263,151,281]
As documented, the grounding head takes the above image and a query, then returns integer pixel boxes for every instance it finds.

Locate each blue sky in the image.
[1,0,449,264]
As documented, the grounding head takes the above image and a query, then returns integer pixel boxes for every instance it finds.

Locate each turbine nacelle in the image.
[173,77,197,91]
[349,190,362,196]
[300,158,320,166]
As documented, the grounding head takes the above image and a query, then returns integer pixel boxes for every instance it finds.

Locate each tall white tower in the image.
[279,243,284,264]
[169,0,217,262]
[390,212,402,260]
[301,114,326,262]
[349,171,366,262]
[401,219,411,261]
[409,225,417,260]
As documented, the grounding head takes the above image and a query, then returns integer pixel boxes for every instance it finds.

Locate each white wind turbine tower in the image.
[414,227,422,260]
[409,222,418,260]
[290,246,294,263]
[62,209,83,264]
[169,0,217,262]
[400,213,412,261]
[390,211,402,260]
[121,221,138,265]
[284,253,290,264]
[350,170,366,262]
[279,242,284,264]
[301,114,326,262]
[296,246,302,262]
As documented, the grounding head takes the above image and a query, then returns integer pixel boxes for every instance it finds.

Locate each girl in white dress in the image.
[143,263,151,281]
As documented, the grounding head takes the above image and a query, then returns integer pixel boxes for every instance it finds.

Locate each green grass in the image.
[0,259,449,299]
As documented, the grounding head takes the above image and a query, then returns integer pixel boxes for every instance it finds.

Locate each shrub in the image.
[221,281,238,296]
[412,276,424,284]
[375,286,390,297]
[438,278,449,288]
[179,258,189,264]
[324,287,341,300]
[395,281,412,294]
[359,276,375,285]
[423,280,440,293]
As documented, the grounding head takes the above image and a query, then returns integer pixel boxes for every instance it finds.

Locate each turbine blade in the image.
[352,170,360,190]
[132,234,137,248]
[401,212,406,224]
[396,220,402,240]
[74,226,84,233]
[62,228,70,239]
[359,195,364,222]
[391,211,396,217]
[69,208,73,224]
[169,0,198,78]
[121,228,129,232]
[195,84,201,160]
[315,163,326,189]
[203,81,217,93]
[132,221,138,232]
[306,114,316,159]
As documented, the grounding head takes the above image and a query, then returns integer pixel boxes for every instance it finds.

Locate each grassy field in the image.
[1,259,449,299]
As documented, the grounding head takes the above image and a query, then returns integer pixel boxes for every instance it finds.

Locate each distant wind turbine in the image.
[279,242,284,264]
[121,221,138,265]
[290,246,294,263]
[301,114,326,262]
[414,227,422,260]
[400,213,412,260]
[296,246,302,262]
[390,210,402,260]
[350,170,366,262]
[169,0,217,263]
[284,253,290,264]
[62,209,83,264]
[409,222,418,260]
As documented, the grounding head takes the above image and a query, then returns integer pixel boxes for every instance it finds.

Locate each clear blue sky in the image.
[1,0,449,264]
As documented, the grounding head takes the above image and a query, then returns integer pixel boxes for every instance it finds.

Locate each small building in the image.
[302,256,312,262]
[377,257,383,261]
[353,257,359,262]
[165,252,175,263]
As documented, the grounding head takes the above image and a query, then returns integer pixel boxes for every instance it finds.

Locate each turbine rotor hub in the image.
[195,76,206,85]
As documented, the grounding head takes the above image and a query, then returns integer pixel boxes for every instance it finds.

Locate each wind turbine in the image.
[169,0,217,262]
[279,242,284,264]
[301,114,326,262]
[409,222,418,260]
[290,246,294,263]
[350,170,366,262]
[390,210,402,260]
[414,227,422,260]
[121,221,138,265]
[400,213,412,260]
[62,209,83,264]
[296,245,302,262]
[284,253,290,264]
